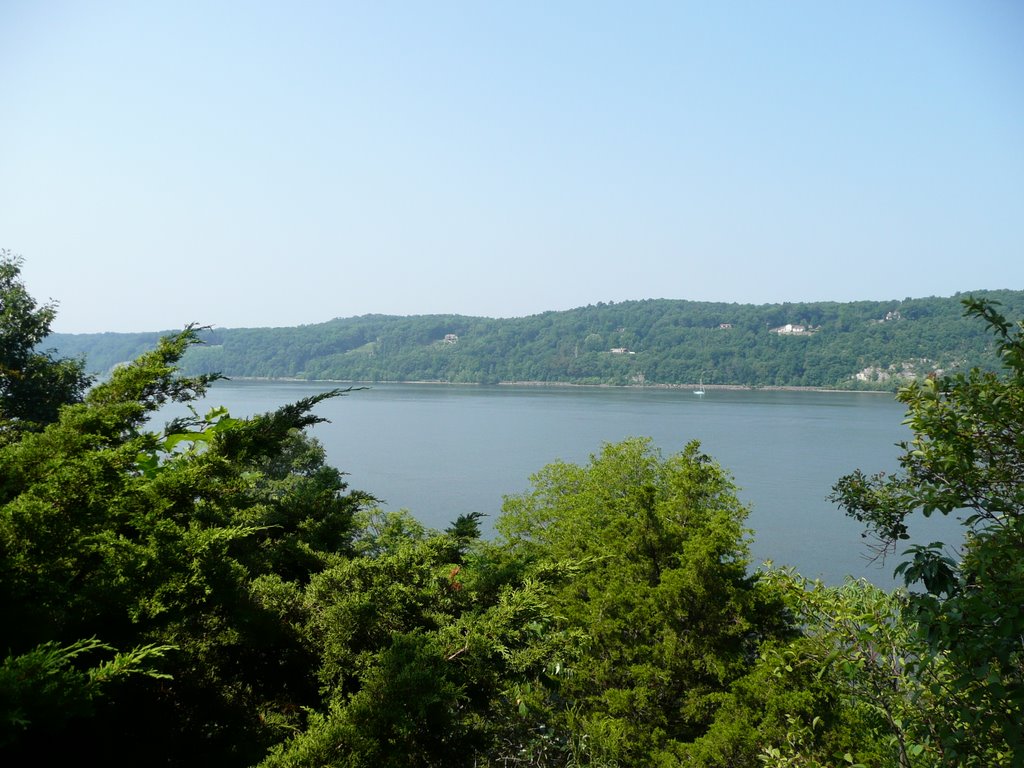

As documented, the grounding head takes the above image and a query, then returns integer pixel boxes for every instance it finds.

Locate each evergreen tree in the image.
[1,296,373,764]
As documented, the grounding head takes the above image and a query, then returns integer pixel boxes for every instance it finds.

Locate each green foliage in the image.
[754,570,939,768]
[0,318,374,765]
[833,298,1024,766]
[0,251,90,435]
[0,638,172,747]
[262,510,585,768]
[495,438,793,764]
[49,291,1024,389]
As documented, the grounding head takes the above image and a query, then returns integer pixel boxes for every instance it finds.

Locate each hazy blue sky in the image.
[2,2,1022,333]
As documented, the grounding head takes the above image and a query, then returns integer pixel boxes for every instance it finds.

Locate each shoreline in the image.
[222,376,894,395]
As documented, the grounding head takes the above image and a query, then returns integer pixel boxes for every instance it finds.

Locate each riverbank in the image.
[225,376,894,394]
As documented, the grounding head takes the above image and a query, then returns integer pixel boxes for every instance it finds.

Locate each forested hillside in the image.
[50,290,1024,389]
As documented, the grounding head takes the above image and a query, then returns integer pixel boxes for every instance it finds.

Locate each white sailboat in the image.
[694,373,705,396]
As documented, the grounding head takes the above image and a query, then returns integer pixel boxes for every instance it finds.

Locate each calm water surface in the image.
[168,381,964,586]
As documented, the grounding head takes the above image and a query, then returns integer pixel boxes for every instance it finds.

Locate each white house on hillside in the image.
[771,323,810,335]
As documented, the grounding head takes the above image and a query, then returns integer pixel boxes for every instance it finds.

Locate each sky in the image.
[1,2,1022,334]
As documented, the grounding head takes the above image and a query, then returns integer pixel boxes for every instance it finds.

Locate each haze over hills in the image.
[49,290,1024,390]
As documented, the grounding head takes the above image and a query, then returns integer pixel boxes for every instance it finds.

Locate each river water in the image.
[165,380,964,586]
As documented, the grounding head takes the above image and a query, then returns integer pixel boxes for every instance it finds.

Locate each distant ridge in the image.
[48,291,1024,390]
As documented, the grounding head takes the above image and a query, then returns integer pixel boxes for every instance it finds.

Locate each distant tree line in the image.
[49,292,1024,389]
